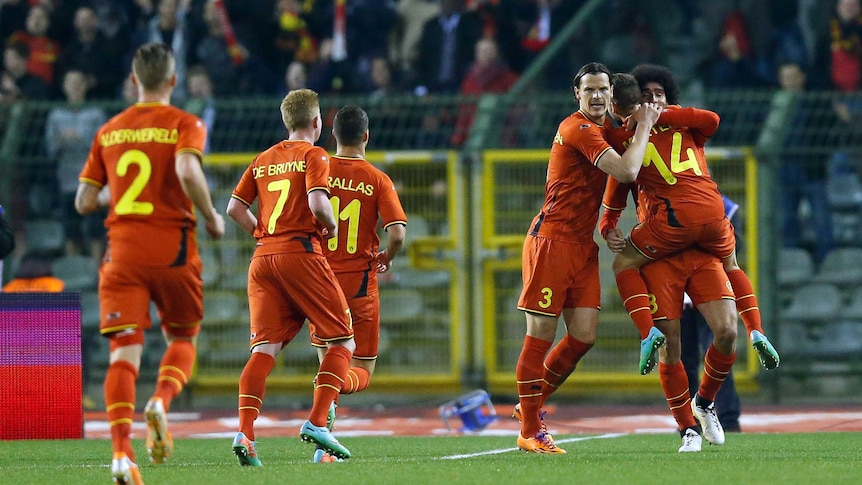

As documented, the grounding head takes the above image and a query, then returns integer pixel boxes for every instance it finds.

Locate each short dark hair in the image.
[572,62,612,92]
[612,72,640,114]
[630,64,679,105]
[133,42,175,91]
[333,105,368,146]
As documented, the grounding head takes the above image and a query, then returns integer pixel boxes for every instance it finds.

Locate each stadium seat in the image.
[51,255,98,290]
[816,321,862,356]
[826,172,862,211]
[203,291,243,323]
[80,290,101,330]
[776,247,814,288]
[779,283,843,323]
[842,286,862,320]
[813,248,862,285]
[24,220,65,255]
[200,251,219,288]
[379,289,423,321]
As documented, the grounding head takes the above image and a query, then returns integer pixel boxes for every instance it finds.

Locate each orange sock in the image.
[697,344,736,402]
[104,360,138,460]
[153,340,195,411]
[540,335,593,406]
[726,269,763,335]
[310,345,352,427]
[516,335,552,437]
[659,361,697,430]
[238,352,275,440]
[341,366,371,394]
[616,268,656,339]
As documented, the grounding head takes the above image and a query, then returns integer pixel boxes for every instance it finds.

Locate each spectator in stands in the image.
[133,0,191,100]
[450,37,519,146]
[284,60,308,94]
[776,61,834,263]
[413,0,483,95]
[55,5,124,100]
[0,42,50,101]
[194,2,251,97]
[829,0,862,92]
[393,0,440,79]
[6,4,60,89]
[184,65,216,153]
[269,0,318,77]
[696,1,774,88]
[46,69,107,258]
[505,0,583,87]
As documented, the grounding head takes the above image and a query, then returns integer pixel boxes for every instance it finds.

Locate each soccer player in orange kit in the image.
[76,42,225,484]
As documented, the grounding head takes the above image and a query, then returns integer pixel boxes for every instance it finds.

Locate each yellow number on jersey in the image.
[643,132,703,185]
[265,179,291,234]
[538,287,553,309]
[114,149,154,215]
[328,196,361,253]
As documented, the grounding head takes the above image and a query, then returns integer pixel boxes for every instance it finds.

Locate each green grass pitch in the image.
[2,432,861,484]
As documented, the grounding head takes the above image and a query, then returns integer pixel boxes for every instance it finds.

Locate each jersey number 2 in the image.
[114,149,154,215]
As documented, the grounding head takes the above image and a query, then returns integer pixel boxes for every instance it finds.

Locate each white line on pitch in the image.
[439,433,627,460]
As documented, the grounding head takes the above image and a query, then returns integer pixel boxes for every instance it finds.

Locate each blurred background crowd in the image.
[1,0,859,105]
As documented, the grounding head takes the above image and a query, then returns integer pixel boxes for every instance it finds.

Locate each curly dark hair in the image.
[630,64,679,105]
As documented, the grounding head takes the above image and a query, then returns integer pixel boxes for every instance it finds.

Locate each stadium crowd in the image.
[0,0,859,104]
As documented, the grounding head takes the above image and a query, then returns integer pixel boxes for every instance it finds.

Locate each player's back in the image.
[82,102,206,265]
[636,108,724,226]
[530,111,610,243]
[237,140,330,256]
[325,156,407,273]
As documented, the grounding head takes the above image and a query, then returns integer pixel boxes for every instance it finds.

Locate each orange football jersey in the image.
[324,155,407,274]
[528,110,612,243]
[79,102,207,266]
[231,140,331,255]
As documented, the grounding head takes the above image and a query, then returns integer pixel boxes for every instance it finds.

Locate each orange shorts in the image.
[629,216,736,261]
[98,256,203,349]
[310,270,379,360]
[247,252,352,350]
[640,249,734,321]
[518,235,601,316]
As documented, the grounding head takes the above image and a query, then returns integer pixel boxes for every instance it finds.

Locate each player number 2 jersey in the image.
[78,102,207,266]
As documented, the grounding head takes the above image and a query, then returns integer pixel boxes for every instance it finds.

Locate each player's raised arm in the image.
[658,106,720,139]
[596,103,661,182]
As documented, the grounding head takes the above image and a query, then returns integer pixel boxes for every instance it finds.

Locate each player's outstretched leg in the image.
[750,330,780,370]
[639,327,666,375]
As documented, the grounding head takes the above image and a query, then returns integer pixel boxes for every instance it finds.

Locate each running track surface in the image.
[83,404,862,440]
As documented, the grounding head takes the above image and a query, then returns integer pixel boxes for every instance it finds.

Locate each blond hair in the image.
[132,42,175,91]
[280,88,319,131]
